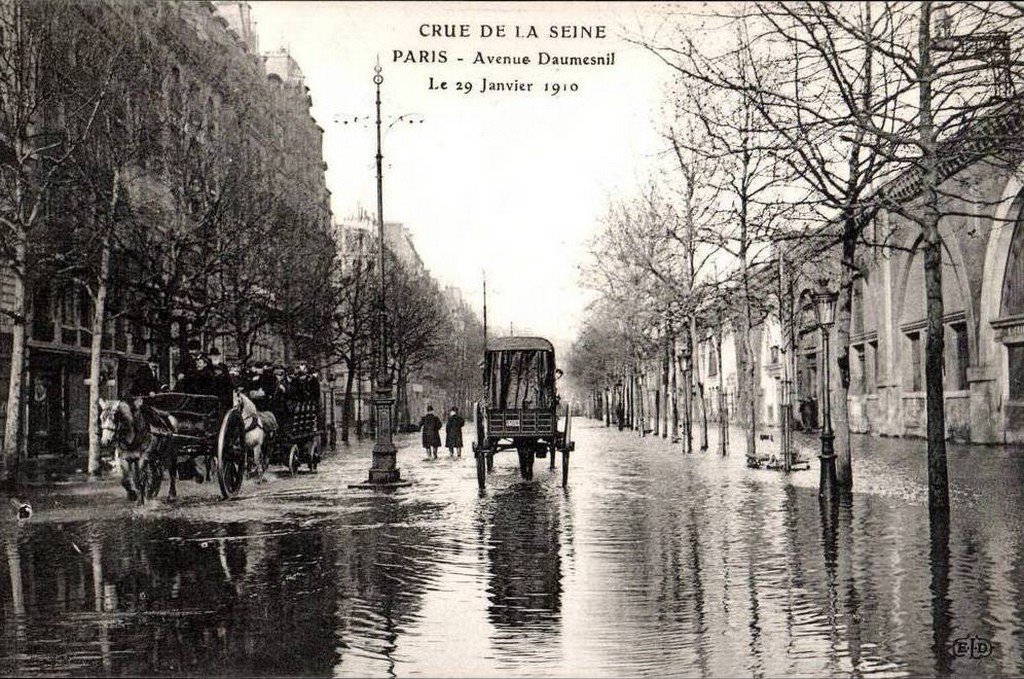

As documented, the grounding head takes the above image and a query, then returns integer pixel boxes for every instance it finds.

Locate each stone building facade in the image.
[697,154,1024,446]
[0,1,332,457]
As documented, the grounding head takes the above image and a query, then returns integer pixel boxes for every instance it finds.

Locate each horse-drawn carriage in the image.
[138,391,255,500]
[100,372,323,503]
[246,386,322,476]
[472,337,575,489]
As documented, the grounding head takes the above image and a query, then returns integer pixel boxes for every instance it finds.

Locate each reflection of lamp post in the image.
[813,277,839,501]
[351,60,410,488]
[679,341,692,454]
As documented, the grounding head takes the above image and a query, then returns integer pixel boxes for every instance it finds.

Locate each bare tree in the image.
[0,1,112,483]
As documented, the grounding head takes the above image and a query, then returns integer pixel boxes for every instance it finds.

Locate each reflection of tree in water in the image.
[0,518,341,676]
[483,482,563,637]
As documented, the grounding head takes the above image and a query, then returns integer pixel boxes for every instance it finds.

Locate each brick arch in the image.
[892,220,975,360]
[979,172,1024,402]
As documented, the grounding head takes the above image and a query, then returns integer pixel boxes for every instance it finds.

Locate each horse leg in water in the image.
[131,458,146,506]
[120,456,137,502]
[166,438,178,501]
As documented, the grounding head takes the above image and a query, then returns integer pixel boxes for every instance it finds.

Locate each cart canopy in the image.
[483,336,557,410]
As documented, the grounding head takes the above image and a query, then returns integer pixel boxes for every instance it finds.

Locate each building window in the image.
[708,343,718,377]
[869,340,879,393]
[1010,345,1024,400]
[951,322,969,391]
[908,332,922,392]
[770,345,779,365]
[852,277,865,336]
[854,344,866,395]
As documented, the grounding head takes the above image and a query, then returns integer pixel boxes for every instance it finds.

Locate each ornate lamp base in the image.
[349,383,413,489]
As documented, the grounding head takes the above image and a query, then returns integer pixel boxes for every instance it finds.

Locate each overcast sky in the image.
[249,1,675,349]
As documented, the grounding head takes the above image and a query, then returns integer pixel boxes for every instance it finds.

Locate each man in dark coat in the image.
[445,407,465,459]
[128,361,162,400]
[418,405,442,460]
[212,363,234,409]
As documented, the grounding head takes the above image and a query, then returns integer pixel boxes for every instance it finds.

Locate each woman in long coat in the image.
[419,405,443,460]
[445,407,465,459]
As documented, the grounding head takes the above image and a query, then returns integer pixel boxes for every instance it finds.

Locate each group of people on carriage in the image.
[125,350,322,408]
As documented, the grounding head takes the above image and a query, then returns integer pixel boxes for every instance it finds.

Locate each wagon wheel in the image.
[287,443,301,476]
[474,402,486,452]
[216,409,246,499]
[473,402,487,489]
[562,403,572,488]
[306,438,321,472]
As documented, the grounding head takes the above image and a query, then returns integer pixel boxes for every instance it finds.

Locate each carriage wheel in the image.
[216,409,246,499]
[307,439,320,472]
[288,444,301,476]
[475,447,486,490]
[474,402,486,451]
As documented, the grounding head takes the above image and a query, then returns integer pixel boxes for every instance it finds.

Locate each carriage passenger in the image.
[127,359,163,401]
[212,363,234,410]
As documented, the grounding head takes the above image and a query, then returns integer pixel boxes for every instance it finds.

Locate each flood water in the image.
[1,420,1023,677]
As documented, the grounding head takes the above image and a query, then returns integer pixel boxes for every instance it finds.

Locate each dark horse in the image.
[99,399,178,505]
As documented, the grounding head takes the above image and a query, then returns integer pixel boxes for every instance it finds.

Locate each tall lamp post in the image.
[351,61,412,488]
[814,277,839,501]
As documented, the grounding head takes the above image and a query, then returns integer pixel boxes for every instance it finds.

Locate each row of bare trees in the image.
[0,2,336,484]
[572,1,1024,513]
[324,243,485,443]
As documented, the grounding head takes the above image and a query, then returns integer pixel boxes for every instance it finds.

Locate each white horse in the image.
[232,388,278,483]
[99,399,178,504]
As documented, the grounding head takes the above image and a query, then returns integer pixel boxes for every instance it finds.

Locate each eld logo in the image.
[948,635,994,659]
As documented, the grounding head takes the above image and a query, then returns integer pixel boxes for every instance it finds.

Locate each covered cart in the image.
[472,336,575,488]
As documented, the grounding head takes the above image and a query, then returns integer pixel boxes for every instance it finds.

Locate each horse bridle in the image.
[100,407,132,446]
[234,388,264,434]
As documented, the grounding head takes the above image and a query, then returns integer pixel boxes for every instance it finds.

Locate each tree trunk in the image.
[2,239,28,486]
[918,2,949,512]
[671,337,679,441]
[87,240,111,475]
[340,358,356,444]
[834,232,856,490]
[662,331,670,438]
[691,315,707,451]
[718,330,727,455]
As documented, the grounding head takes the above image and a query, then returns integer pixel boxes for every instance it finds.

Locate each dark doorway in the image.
[28,364,65,456]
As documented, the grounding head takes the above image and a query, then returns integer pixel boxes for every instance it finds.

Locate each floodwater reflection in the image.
[0,423,1021,677]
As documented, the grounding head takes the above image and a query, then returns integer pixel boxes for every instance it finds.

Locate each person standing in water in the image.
[445,406,465,459]
[419,405,443,460]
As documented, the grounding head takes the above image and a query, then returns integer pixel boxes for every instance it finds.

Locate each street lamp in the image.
[813,276,839,501]
[350,60,411,489]
[679,341,693,454]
